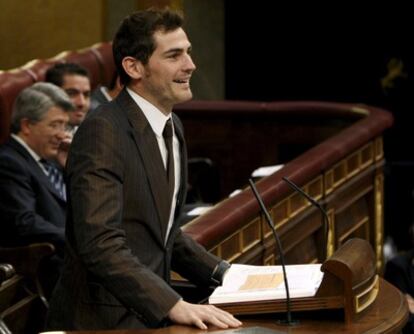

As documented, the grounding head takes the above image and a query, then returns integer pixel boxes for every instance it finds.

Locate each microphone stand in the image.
[248,179,298,326]
[282,176,330,260]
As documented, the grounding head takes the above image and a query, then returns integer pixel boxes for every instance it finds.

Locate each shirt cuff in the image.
[210,260,231,285]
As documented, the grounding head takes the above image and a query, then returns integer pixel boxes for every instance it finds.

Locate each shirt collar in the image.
[100,86,112,101]
[11,133,42,163]
[126,88,171,137]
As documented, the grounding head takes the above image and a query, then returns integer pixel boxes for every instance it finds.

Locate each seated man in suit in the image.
[90,73,122,111]
[45,63,91,134]
[47,8,241,331]
[0,82,74,294]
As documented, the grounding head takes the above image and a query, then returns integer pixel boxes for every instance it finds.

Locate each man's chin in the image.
[43,150,58,161]
[71,113,86,125]
[177,91,193,103]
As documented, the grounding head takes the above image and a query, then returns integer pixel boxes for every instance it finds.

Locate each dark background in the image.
[224,2,414,250]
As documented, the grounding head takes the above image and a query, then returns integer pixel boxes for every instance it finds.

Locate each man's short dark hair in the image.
[113,8,184,85]
[45,63,89,87]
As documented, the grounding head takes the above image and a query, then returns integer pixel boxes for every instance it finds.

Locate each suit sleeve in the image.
[67,116,181,327]
[0,157,65,251]
[170,228,221,286]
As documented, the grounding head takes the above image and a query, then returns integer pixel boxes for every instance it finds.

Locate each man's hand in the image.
[168,299,242,330]
[56,134,72,168]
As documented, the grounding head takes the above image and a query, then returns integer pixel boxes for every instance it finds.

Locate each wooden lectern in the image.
[213,238,380,324]
[39,238,407,333]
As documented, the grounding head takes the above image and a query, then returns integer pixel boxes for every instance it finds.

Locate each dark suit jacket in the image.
[47,89,221,330]
[90,85,111,111]
[0,137,66,252]
[0,137,66,296]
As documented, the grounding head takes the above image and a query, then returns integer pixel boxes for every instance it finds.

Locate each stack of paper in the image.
[209,263,324,304]
[186,206,212,216]
[251,165,284,178]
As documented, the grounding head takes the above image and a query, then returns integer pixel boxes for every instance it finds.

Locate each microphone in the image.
[248,179,298,326]
[282,177,330,260]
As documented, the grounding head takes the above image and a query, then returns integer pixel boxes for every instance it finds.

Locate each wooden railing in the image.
[174,101,392,272]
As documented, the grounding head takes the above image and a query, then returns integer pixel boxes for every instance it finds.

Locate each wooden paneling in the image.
[201,140,384,267]
[0,0,104,70]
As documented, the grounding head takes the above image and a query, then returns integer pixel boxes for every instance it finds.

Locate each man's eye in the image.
[65,89,79,97]
[49,122,65,131]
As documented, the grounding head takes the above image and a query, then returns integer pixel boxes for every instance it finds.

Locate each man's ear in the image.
[19,118,31,136]
[122,57,143,81]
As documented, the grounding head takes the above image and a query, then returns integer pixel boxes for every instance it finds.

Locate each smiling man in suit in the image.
[45,62,91,135]
[47,8,241,331]
[0,82,73,293]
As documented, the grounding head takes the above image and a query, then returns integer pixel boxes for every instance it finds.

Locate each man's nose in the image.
[184,54,196,72]
[73,93,86,107]
[56,128,67,139]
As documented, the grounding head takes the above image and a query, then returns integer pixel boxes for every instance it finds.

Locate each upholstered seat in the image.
[0,70,35,143]
[0,42,116,145]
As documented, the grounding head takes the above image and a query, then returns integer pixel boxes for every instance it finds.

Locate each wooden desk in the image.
[43,279,408,334]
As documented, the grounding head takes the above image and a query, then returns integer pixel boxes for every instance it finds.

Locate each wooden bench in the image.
[0,243,55,334]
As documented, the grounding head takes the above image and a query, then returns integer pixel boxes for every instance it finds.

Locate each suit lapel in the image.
[8,138,65,202]
[115,90,171,241]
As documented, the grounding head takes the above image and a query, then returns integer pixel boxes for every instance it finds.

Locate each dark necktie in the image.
[41,160,66,201]
[163,119,175,199]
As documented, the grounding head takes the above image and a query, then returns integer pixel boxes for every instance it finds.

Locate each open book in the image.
[209,263,324,304]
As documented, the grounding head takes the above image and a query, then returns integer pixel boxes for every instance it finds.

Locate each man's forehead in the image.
[62,74,91,89]
[153,28,191,51]
[46,106,69,117]
[38,106,69,124]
